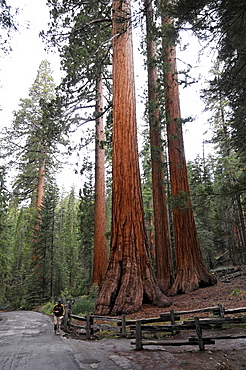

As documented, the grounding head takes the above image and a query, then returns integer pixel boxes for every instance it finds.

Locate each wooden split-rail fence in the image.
[63,303,246,351]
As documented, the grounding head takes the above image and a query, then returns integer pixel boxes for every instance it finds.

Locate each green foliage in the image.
[1,60,69,203]
[24,182,59,308]
[173,0,246,164]
[44,0,112,121]
[188,156,225,267]
[39,301,54,315]
[38,295,96,317]
[55,187,82,297]
[231,289,244,297]
[89,283,99,299]
[12,183,94,310]
[0,0,18,54]
[0,166,13,305]
[24,183,94,309]
[72,296,95,315]
[78,168,94,293]
[4,204,34,309]
[140,130,154,241]
[59,288,72,301]
[188,150,246,268]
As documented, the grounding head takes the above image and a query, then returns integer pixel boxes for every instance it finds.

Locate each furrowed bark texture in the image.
[94,0,171,315]
[92,76,108,286]
[145,0,173,292]
[162,12,217,295]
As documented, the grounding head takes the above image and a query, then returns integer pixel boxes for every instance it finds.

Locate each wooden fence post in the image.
[91,316,94,336]
[194,317,204,351]
[218,304,225,318]
[170,309,177,335]
[63,304,69,332]
[86,314,91,340]
[121,314,126,337]
[135,320,142,350]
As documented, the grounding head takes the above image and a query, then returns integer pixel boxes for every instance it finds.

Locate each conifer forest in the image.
[0,0,245,315]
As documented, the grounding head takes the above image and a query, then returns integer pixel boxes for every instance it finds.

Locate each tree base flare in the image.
[94,272,172,316]
[95,296,171,316]
[167,270,217,296]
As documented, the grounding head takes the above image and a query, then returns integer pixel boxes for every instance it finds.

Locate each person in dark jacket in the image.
[52,298,65,334]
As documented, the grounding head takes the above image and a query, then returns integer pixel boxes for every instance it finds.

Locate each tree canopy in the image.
[0,0,18,53]
[2,60,69,202]
[172,0,246,162]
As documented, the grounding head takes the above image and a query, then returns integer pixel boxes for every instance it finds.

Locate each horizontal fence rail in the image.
[63,304,246,351]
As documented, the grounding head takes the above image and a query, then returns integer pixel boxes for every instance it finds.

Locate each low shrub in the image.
[72,296,95,315]
[39,301,54,315]
[231,289,244,297]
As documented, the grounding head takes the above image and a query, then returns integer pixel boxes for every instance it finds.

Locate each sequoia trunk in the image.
[94,0,171,315]
[92,76,108,286]
[162,10,217,294]
[145,0,173,292]
[35,155,45,210]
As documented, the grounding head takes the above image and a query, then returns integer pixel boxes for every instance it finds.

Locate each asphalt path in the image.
[0,311,84,370]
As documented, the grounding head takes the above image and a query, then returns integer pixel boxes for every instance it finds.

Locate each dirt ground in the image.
[128,266,246,320]
[69,266,246,369]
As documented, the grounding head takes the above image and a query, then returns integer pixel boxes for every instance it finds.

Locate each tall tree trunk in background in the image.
[35,154,45,210]
[145,0,173,292]
[31,152,46,300]
[94,0,171,315]
[162,7,217,294]
[34,152,45,240]
[92,76,108,286]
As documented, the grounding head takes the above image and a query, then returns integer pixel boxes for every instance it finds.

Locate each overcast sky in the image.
[0,0,214,190]
[0,1,61,123]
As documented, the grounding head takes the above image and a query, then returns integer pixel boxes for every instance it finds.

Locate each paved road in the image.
[0,311,84,370]
[0,311,182,370]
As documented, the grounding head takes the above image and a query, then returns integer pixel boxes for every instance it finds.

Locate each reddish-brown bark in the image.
[35,156,45,210]
[33,152,45,265]
[145,0,173,292]
[162,11,217,294]
[92,76,108,286]
[94,0,171,315]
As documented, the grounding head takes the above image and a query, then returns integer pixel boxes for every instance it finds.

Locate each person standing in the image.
[52,298,65,334]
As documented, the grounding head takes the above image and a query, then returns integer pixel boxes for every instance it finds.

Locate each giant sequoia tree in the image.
[2,60,68,207]
[144,0,173,292]
[161,3,217,294]
[1,60,70,305]
[92,76,108,286]
[45,1,111,287]
[94,0,171,315]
